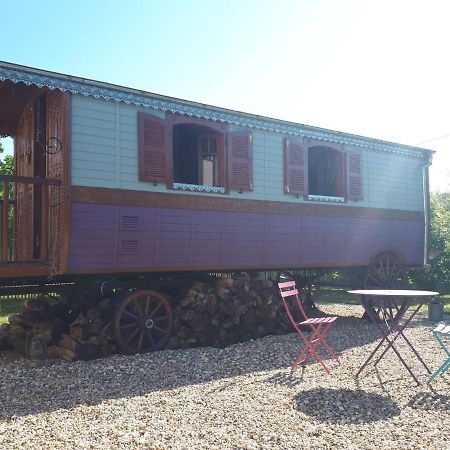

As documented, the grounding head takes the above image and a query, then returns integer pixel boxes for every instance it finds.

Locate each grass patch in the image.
[0,297,27,325]
[317,287,359,305]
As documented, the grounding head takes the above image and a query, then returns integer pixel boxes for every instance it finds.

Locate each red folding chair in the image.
[278,280,340,373]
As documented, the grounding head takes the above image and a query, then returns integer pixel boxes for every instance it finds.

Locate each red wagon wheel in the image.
[363,252,407,321]
[114,290,173,354]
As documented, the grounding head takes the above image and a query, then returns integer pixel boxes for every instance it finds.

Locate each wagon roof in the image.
[0,60,434,157]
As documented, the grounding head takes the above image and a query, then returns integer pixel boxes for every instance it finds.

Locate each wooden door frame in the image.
[45,90,71,274]
[5,88,71,275]
[33,93,48,260]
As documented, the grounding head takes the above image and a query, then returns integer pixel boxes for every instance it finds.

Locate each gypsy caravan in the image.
[0,61,433,353]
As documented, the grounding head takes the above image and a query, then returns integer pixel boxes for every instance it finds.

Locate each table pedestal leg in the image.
[357,297,428,385]
[374,303,431,374]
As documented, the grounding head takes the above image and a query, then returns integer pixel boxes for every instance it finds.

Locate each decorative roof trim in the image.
[172,183,226,194]
[0,61,433,158]
[308,195,345,203]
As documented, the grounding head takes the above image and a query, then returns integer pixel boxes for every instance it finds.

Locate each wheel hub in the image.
[144,318,154,329]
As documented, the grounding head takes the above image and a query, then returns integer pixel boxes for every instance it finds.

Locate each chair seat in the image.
[433,323,450,335]
[301,316,337,325]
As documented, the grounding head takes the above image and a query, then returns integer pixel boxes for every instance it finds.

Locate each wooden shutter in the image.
[346,151,363,201]
[228,130,253,191]
[138,112,169,183]
[284,138,307,196]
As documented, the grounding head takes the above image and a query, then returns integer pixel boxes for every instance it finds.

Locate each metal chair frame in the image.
[278,280,339,373]
[428,323,450,384]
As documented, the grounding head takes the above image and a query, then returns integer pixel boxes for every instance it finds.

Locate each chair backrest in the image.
[278,280,309,333]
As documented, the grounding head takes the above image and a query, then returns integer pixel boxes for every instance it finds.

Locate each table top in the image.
[348,289,439,297]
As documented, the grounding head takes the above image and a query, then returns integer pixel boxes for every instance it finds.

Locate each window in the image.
[137,112,253,194]
[172,124,223,189]
[308,146,344,198]
[199,134,218,186]
[284,138,362,202]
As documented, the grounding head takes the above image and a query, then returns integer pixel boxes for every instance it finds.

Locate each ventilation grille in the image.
[120,214,142,231]
[119,239,140,255]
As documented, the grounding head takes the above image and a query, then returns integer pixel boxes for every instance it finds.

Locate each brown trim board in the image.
[71,186,424,221]
[61,91,72,274]
[0,263,51,278]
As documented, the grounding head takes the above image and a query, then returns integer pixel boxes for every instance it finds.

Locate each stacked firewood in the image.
[171,275,291,348]
[0,274,292,361]
[0,296,116,361]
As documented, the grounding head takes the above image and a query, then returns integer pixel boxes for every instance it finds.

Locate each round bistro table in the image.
[348,289,439,385]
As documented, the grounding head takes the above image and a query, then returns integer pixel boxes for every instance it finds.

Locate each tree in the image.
[412,192,450,293]
[0,141,14,257]
[0,140,14,195]
[0,140,13,174]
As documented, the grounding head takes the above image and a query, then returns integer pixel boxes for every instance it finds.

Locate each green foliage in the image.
[412,192,450,293]
[0,141,13,176]
[0,145,14,196]
[0,142,14,256]
[325,192,450,295]
[0,296,26,325]
[0,154,13,176]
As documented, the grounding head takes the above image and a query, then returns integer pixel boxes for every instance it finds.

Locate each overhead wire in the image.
[416,134,450,145]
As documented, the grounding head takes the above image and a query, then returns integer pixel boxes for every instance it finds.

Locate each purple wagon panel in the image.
[69,203,424,272]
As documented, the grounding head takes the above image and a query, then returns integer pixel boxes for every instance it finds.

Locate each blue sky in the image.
[1,0,449,190]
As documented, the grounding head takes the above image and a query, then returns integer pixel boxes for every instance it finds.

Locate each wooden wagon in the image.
[0,61,434,354]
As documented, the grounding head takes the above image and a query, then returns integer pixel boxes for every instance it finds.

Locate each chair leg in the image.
[292,346,331,374]
[311,323,340,364]
[428,333,450,384]
[292,325,332,374]
[428,357,450,384]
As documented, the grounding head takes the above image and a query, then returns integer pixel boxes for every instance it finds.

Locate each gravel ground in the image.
[0,303,449,450]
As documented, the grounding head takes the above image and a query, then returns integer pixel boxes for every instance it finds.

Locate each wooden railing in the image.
[0,175,62,263]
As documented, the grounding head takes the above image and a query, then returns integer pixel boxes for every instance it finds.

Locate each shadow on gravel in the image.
[407,391,450,411]
[295,388,401,424]
[0,313,387,421]
[264,370,305,387]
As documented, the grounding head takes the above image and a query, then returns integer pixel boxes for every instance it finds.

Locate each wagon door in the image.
[14,90,69,272]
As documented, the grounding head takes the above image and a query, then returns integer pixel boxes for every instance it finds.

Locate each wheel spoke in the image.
[372,271,383,285]
[137,331,144,350]
[376,262,385,282]
[123,310,137,320]
[145,296,151,315]
[388,268,400,283]
[145,328,155,346]
[382,258,389,280]
[150,302,162,318]
[133,299,144,316]
[153,315,168,322]
[153,324,168,334]
[121,322,136,330]
[368,274,382,287]
[126,327,140,343]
